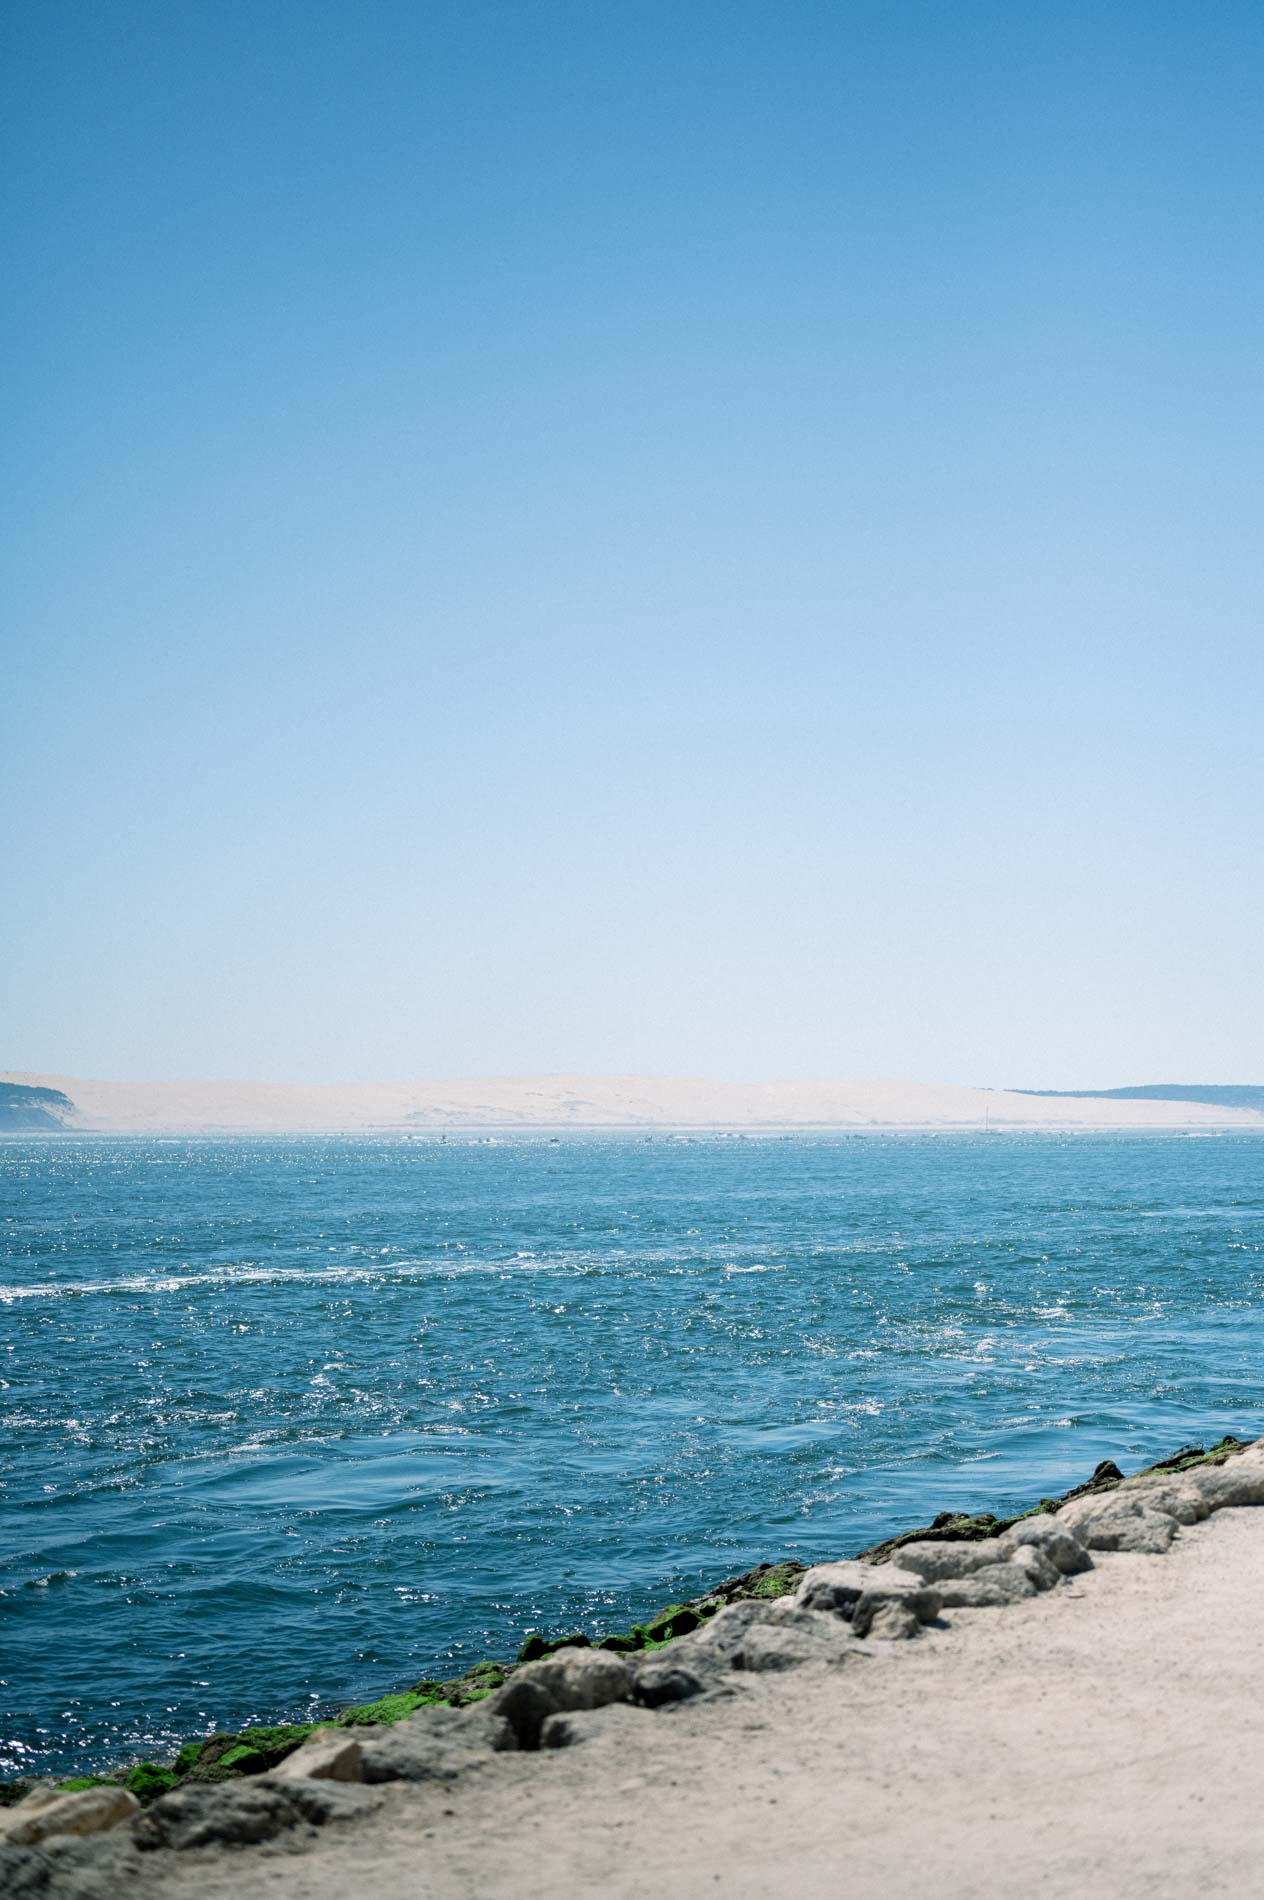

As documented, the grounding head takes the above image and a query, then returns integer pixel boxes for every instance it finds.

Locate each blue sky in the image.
[3,1,1261,1087]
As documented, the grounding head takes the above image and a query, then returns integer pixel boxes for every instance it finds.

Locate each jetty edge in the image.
[2,1429,1261,1885]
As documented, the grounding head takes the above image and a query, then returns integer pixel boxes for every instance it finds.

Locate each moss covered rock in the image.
[515,1631,592,1665]
[743,1564,802,1601]
[642,1604,702,1645]
[338,1691,445,1727]
[1138,1436,1245,1477]
[444,1661,507,1705]
[172,1741,205,1777]
[126,1763,180,1805]
[598,1627,648,1654]
[186,1723,317,1779]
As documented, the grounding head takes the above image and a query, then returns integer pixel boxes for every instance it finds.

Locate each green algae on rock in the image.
[338,1692,446,1727]
[185,1724,318,1780]
[125,1763,180,1804]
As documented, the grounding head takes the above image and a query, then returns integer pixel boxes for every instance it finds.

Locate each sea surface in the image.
[2,1131,1262,1777]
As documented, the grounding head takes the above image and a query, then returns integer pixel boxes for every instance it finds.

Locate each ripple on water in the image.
[1,1130,1262,1775]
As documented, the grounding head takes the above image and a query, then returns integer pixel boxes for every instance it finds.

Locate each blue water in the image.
[2,1131,1262,1777]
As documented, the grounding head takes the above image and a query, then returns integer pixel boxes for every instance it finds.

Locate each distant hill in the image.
[0,1082,74,1131]
[1017,1085,1264,1114]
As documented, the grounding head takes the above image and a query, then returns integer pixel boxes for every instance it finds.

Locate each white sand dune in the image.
[5,1070,1263,1133]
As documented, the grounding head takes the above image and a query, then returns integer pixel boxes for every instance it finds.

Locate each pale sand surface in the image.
[8,1070,1264,1132]
[156,1505,1264,1900]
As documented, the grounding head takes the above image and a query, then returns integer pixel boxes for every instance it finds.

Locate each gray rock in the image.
[262,1780,375,1828]
[850,1581,941,1637]
[999,1517,1093,1575]
[733,1610,857,1672]
[520,1646,631,1708]
[794,1561,939,1635]
[1006,1544,1061,1591]
[1189,1460,1264,1510]
[0,1834,142,1900]
[133,1776,373,1852]
[0,1845,49,1900]
[1114,1473,1210,1522]
[1057,1495,1178,1553]
[133,1781,308,1852]
[0,1787,139,1847]
[270,1725,364,1783]
[484,1646,631,1748]
[934,1564,1037,1609]
[889,1540,1009,1583]
[358,1704,515,1783]
[454,1701,520,1752]
[632,1652,729,1707]
[540,1705,650,1749]
[686,1599,775,1659]
[867,1601,923,1639]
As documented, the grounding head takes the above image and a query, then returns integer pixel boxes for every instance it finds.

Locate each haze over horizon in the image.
[5,2,1262,1088]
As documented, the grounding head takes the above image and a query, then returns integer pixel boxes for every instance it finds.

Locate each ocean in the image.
[2,1131,1261,1777]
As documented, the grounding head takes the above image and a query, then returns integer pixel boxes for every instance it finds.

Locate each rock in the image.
[642,1604,705,1644]
[123,1763,179,1805]
[358,1704,515,1783]
[0,1780,43,1811]
[1099,1511,1179,1554]
[0,1845,48,1898]
[1006,1544,1061,1591]
[632,1655,718,1707]
[455,1700,519,1752]
[133,1777,371,1851]
[999,1518,1093,1575]
[733,1611,856,1672]
[1057,1495,1178,1553]
[890,1540,1010,1582]
[1189,1460,1264,1509]
[793,1560,937,1633]
[483,1646,631,1749]
[519,1646,631,1708]
[540,1705,649,1749]
[262,1779,373,1828]
[133,1781,304,1851]
[858,1511,1006,1565]
[516,1631,591,1664]
[1059,1458,1125,1501]
[0,1834,142,1899]
[849,1586,939,1636]
[696,1560,807,1607]
[1117,1478,1208,1524]
[269,1726,364,1783]
[864,1602,922,1640]
[686,1599,775,1659]
[934,1564,1037,1609]
[182,1720,321,1779]
[0,1786,140,1846]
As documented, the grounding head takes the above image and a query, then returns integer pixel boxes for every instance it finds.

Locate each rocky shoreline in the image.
[3,1430,1262,1894]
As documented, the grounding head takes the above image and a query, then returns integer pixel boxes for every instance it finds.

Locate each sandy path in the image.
[149,1503,1264,1900]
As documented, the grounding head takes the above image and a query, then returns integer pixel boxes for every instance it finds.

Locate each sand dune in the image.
[4,1071,1263,1133]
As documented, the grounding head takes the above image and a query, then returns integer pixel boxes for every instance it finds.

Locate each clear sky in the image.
[3,1,1261,1088]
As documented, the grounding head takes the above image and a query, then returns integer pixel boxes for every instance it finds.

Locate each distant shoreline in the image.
[6,1124,1264,1139]
[6,1070,1264,1136]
